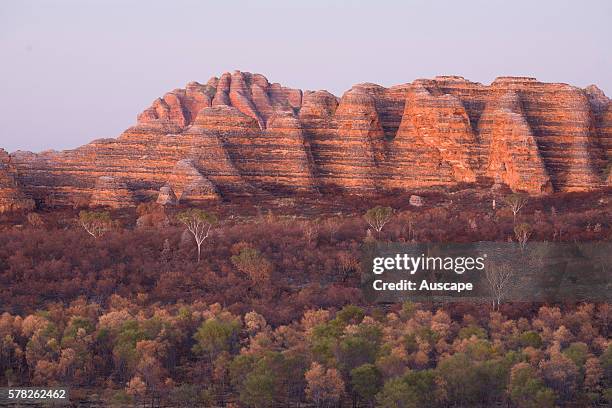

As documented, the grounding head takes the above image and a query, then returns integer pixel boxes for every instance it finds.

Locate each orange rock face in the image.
[3,71,611,210]
[478,90,553,193]
[90,176,135,208]
[0,149,35,212]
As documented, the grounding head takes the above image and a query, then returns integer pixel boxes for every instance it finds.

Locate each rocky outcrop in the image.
[409,195,424,207]
[478,90,553,193]
[0,149,34,213]
[259,112,317,192]
[90,176,135,208]
[585,85,612,156]
[385,79,479,190]
[490,77,607,191]
[303,86,383,192]
[4,72,611,209]
[156,185,177,206]
[585,85,612,182]
[165,159,219,204]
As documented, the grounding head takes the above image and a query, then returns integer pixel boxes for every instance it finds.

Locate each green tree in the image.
[168,384,202,407]
[402,370,438,407]
[601,344,612,389]
[436,345,509,406]
[508,363,556,408]
[240,369,276,408]
[563,342,589,367]
[111,320,147,382]
[350,364,381,407]
[518,331,543,348]
[335,305,365,325]
[309,322,341,366]
[376,377,419,408]
[229,354,256,391]
[337,326,381,375]
[192,317,240,361]
[232,352,305,407]
[458,324,488,340]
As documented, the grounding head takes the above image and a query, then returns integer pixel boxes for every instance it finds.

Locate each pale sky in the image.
[1,0,610,152]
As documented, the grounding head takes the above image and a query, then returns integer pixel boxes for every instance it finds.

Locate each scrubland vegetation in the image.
[0,189,610,406]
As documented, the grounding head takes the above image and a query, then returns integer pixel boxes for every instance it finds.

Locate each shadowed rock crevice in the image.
[478,91,552,193]
[163,159,219,204]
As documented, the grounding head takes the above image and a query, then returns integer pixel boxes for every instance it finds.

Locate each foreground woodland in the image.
[0,189,610,407]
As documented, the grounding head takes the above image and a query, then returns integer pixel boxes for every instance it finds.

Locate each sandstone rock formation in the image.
[409,195,424,207]
[165,159,219,204]
[3,71,611,210]
[156,186,177,206]
[0,149,34,212]
[478,90,553,193]
[90,176,135,208]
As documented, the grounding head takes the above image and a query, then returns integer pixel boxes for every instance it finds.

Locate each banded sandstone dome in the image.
[1,71,611,210]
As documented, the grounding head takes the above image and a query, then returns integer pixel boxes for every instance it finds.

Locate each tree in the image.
[337,251,359,282]
[505,193,528,224]
[337,324,382,376]
[244,311,267,335]
[435,352,490,405]
[350,363,381,407]
[160,238,171,263]
[584,357,603,394]
[518,331,543,349]
[509,362,556,408]
[126,375,147,399]
[78,210,111,238]
[323,217,340,241]
[514,223,532,251]
[375,376,425,408]
[231,246,273,282]
[168,384,203,407]
[240,369,276,408]
[484,261,514,311]
[364,206,393,233]
[238,356,280,408]
[301,221,319,246]
[305,362,345,407]
[27,212,45,228]
[539,352,580,402]
[177,209,216,262]
[192,317,241,361]
[600,345,612,395]
[563,342,589,367]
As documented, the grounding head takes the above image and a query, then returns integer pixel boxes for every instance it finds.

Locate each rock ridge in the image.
[2,72,610,211]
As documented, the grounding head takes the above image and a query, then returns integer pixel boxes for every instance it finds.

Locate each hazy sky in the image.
[1,0,610,152]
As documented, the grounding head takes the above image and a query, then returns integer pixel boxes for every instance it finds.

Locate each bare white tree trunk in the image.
[185,220,211,262]
[485,261,514,311]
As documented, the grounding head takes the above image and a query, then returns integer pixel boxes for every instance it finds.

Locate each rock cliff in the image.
[0,149,35,212]
[3,71,610,211]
